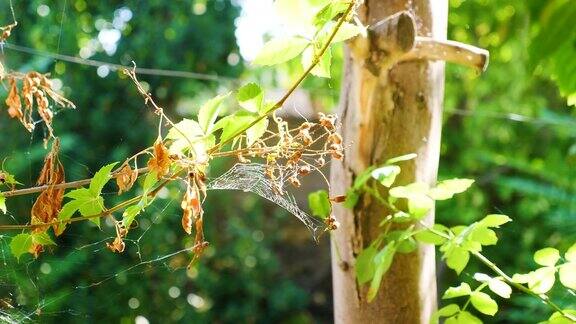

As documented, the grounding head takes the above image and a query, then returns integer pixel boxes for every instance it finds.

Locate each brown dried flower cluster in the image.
[4,72,75,138]
[232,112,344,193]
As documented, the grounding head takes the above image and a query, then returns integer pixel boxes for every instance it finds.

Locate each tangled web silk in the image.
[207,163,326,240]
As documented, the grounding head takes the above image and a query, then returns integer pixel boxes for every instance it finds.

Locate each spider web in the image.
[207,163,327,241]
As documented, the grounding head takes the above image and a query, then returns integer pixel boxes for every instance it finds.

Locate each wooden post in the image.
[330,1,446,323]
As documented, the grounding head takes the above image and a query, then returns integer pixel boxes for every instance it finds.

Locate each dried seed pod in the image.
[328,133,343,145]
[319,113,337,130]
[331,150,344,160]
[299,128,313,146]
[316,157,326,167]
[106,236,126,253]
[289,176,301,188]
[298,165,311,176]
[330,195,347,203]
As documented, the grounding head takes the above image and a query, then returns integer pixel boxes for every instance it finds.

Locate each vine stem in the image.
[419,221,574,320]
[2,167,149,198]
[207,1,356,154]
[0,171,175,231]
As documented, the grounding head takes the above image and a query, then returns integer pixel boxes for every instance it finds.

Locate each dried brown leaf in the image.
[116,164,138,194]
[148,139,171,179]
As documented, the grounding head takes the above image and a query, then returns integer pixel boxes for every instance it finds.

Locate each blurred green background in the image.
[0,0,575,323]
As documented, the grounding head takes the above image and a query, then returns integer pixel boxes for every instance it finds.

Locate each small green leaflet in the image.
[302,45,332,78]
[57,162,117,231]
[10,232,56,261]
[123,171,159,227]
[198,92,230,134]
[10,234,32,261]
[214,111,259,144]
[371,165,400,187]
[308,190,331,219]
[534,247,560,267]
[246,118,269,146]
[313,1,350,27]
[0,193,6,214]
[442,282,472,299]
[356,245,377,284]
[89,162,118,196]
[429,179,475,200]
[237,83,263,113]
[470,291,498,316]
[252,37,310,66]
[367,242,396,302]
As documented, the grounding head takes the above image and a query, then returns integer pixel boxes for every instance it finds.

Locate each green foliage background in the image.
[0,0,575,323]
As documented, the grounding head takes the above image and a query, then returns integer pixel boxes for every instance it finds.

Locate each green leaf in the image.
[62,188,105,227]
[252,37,310,66]
[436,304,460,317]
[55,199,84,235]
[371,165,401,188]
[565,243,576,262]
[246,117,268,146]
[389,182,429,199]
[429,179,474,200]
[89,162,118,196]
[385,153,417,164]
[547,310,576,324]
[123,205,143,228]
[198,92,230,133]
[313,1,350,27]
[456,311,482,324]
[408,194,434,219]
[274,0,316,31]
[308,190,331,219]
[445,246,470,275]
[559,263,576,290]
[414,225,449,245]
[0,193,6,214]
[32,232,56,246]
[480,214,512,228]
[10,233,33,261]
[470,227,498,246]
[351,166,376,191]
[302,45,332,78]
[143,171,158,193]
[356,245,377,285]
[236,83,263,113]
[216,112,258,143]
[534,248,561,267]
[529,267,557,294]
[442,282,472,299]
[367,243,396,302]
[470,291,498,316]
[487,279,512,299]
[343,189,360,209]
[391,210,413,223]
[319,21,363,44]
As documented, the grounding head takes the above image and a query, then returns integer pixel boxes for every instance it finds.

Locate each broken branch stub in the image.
[400,37,489,71]
[366,11,489,72]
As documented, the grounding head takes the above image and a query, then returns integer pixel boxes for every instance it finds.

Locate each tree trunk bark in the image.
[330,1,447,323]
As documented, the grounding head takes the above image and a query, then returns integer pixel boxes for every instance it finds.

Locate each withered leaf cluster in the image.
[181,171,208,267]
[4,72,75,138]
[0,22,17,42]
[30,138,65,256]
[5,71,76,137]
